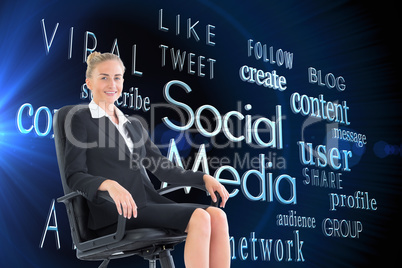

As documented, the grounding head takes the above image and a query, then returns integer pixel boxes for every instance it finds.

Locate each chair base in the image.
[99,259,110,268]
[143,245,175,268]
[159,250,175,268]
[97,248,176,268]
[145,250,174,268]
[148,259,157,268]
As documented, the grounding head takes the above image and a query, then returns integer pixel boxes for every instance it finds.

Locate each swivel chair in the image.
[54,105,218,268]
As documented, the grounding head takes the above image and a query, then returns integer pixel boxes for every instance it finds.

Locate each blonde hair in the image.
[86,52,126,78]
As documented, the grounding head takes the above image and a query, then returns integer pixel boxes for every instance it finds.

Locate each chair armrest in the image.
[156,184,207,195]
[57,185,220,251]
[97,191,126,241]
[57,191,80,203]
[57,191,126,251]
[157,185,221,207]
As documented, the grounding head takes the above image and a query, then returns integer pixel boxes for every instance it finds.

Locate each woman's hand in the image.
[203,174,230,208]
[98,179,137,219]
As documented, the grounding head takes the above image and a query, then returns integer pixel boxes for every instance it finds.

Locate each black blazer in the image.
[64,106,205,230]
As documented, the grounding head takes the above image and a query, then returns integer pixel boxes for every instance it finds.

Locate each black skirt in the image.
[95,202,209,236]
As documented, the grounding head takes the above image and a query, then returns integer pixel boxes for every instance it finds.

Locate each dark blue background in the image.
[0,0,400,267]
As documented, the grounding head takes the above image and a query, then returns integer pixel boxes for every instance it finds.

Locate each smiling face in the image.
[86,59,124,110]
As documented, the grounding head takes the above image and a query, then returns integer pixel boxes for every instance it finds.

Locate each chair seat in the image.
[77,228,187,261]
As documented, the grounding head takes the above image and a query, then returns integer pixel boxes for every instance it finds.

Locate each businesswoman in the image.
[64,52,230,267]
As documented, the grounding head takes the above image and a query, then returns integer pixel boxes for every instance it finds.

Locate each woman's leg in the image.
[184,207,230,268]
[184,208,211,267]
[206,207,230,268]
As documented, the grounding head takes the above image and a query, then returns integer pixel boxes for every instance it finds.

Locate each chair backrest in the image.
[53,105,97,242]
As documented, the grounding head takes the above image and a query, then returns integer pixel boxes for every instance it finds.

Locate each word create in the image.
[159,45,216,79]
[308,67,345,91]
[297,141,352,172]
[239,65,287,90]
